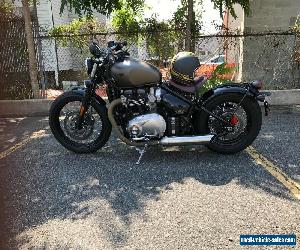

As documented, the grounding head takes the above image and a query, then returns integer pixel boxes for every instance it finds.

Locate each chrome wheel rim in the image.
[208,102,248,143]
[59,101,103,144]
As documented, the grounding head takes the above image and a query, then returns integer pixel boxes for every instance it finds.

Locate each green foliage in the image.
[59,0,250,20]
[143,16,176,64]
[54,0,251,64]
[60,0,144,17]
[0,0,15,18]
[111,1,177,64]
[292,21,300,65]
[210,0,250,18]
[198,63,235,95]
[294,20,300,33]
[170,0,202,51]
[111,1,143,43]
[48,17,107,48]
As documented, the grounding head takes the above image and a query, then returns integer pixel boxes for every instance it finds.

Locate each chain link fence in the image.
[0,17,31,100]
[1,22,300,99]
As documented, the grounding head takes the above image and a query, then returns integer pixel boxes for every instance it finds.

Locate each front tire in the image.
[196,93,262,154]
[49,91,112,153]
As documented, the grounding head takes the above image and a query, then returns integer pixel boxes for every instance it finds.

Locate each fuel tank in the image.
[111,59,161,88]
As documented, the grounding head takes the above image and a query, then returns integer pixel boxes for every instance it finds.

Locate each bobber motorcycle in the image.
[49,41,270,155]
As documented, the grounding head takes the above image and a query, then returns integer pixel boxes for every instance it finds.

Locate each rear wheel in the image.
[196,93,262,154]
[49,92,111,153]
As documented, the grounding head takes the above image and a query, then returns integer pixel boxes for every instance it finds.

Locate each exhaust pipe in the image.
[160,135,214,146]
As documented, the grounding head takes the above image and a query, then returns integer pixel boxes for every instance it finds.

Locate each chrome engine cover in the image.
[127,113,166,140]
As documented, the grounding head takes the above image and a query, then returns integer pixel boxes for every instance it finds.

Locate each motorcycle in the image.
[49,41,270,156]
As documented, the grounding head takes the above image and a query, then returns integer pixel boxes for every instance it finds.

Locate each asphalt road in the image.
[0,106,299,250]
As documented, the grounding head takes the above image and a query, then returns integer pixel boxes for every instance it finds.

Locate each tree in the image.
[171,0,201,52]
[59,0,250,55]
[49,17,107,48]
[60,0,250,19]
[22,0,41,98]
[144,16,176,65]
[57,0,250,64]
[111,1,143,43]
[111,2,176,65]
[211,0,250,18]
[60,0,145,16]
[185,0,193,51]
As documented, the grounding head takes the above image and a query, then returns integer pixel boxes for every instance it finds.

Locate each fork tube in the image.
[77,84,93,129]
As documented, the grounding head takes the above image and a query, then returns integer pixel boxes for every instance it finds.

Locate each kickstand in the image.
[135,144,148,165]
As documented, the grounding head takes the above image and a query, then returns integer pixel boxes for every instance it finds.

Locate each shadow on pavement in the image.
[0,112,299,248]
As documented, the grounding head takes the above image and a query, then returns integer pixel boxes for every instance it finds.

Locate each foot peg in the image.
[264,100,270,116]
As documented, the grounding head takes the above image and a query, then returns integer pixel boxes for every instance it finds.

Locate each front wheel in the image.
[196,93,262,154]
[49,91,112,153]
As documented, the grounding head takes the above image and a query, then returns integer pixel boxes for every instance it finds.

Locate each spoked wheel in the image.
[208,102,248,144]
[196,93,262,154]
[49,92,111,153]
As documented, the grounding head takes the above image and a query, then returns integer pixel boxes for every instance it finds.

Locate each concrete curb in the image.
[0,99,53,117]
[264,89,300,106]
[0,89,299,117]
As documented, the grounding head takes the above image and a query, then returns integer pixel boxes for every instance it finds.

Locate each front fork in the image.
[77,81,94,129]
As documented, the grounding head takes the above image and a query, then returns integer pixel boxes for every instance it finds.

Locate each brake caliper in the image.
[230,115,239,126]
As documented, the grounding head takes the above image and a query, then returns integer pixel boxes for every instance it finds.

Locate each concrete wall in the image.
[241,0,300,89]
[244,0,299,32]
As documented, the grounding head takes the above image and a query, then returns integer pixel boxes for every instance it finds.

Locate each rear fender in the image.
[194,84,255,132]
[199,83,253,106]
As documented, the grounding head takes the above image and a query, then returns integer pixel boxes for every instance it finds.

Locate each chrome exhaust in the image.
[159,135,214,146]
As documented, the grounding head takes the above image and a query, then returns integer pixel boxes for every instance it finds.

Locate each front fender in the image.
[70,86,107,107]
[200,83,252,105]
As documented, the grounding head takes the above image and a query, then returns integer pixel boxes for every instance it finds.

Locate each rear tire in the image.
[49,92,111,153]
[195,93,262,154]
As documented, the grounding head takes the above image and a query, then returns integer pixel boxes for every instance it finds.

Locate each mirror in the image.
[107,41,115,48]
[89,42,101,57]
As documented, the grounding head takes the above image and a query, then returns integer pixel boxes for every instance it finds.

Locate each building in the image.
[225,0,300,89]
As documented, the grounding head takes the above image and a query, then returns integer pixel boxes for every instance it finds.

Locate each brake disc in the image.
[63,111,95,141]
[208,103,247,142]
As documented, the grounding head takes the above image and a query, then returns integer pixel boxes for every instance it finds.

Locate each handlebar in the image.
[107,40,127,51]
[89,40,129,65]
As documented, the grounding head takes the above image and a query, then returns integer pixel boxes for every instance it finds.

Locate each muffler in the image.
[159,135,214,146]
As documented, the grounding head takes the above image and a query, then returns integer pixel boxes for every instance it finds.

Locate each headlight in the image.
[85,58,93,75]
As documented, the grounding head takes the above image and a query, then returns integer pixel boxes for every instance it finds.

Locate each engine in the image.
[127,113,166,141]
[120,86,192,141]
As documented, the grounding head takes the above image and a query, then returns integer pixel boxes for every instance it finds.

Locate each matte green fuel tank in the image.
[111,59,161,88]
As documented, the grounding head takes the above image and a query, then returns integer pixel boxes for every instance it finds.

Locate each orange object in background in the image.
[195,63,235,80]
[160,54,236,81]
